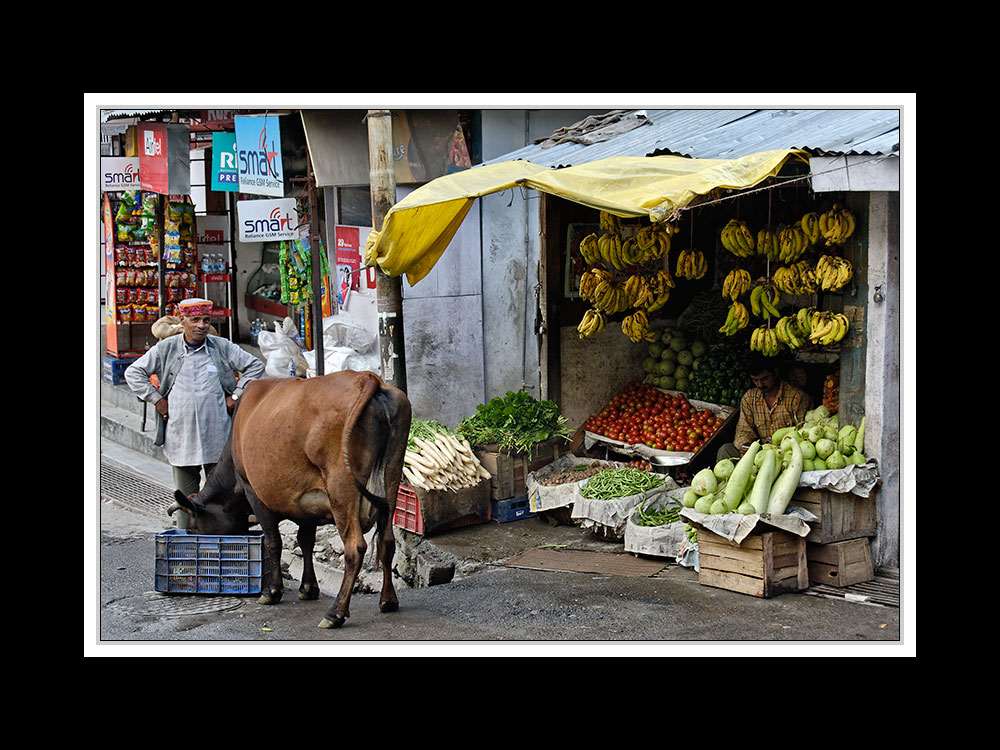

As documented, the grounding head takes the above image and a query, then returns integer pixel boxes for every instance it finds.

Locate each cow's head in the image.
[168,490,250,535]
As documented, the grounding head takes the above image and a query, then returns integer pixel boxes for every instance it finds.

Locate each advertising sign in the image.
[237,198,298,242]
[211,132,239,192]
[101,157,141,192]
[137,122,190,194]
[335,226,361,306]
[235,115,284,197]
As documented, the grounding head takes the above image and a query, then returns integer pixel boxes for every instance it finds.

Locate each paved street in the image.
[91,496,906,656]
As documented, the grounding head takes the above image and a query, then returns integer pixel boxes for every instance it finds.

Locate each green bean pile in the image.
[635,500,681,527]
[580,468,665,500]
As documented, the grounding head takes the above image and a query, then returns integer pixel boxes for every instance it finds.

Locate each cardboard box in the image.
[698,529,808,598]
[793,487,877,544]
[806,538,874,587]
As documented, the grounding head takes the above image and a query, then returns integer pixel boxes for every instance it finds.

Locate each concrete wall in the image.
[864,192,901,569]
[479,110,605,403]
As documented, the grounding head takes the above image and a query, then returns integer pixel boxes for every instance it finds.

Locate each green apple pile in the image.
[773,404,869,471]
[641,327,708,392]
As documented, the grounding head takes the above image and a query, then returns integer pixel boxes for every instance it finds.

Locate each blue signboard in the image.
[234,115,284,197]
[211,132,239,192]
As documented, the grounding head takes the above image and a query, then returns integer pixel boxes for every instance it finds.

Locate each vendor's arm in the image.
[732,391,758,453]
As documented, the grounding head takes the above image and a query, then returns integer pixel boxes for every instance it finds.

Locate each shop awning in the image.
[364,148,806,286]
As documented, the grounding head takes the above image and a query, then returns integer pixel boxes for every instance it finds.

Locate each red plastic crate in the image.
[394,485,424,534]
[393,484,491,535]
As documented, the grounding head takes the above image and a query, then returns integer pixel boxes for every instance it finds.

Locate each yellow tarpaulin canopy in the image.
[364,149,805,286]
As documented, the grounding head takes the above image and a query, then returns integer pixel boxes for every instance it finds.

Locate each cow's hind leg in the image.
[376,516,398,613]
[318,498,366,629]
[296,522,321,600]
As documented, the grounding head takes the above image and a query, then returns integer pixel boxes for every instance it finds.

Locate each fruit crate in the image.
[475,438,570,501]
[806,537,874,588]
[792,487,877,544]
[698,528,808,598]
[490,496,533,523]
[154,529,267,594]
[393,482,490,536]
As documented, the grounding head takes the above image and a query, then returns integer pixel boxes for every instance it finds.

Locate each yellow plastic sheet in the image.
[366,149,804,286]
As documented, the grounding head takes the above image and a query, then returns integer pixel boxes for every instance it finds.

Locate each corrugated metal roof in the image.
[485,108,900,168]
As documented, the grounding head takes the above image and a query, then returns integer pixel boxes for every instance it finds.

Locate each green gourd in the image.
[723,441,760,512]
[766,437,803,515]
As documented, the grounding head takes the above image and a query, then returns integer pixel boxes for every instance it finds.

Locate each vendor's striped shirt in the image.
[733,381,812,448]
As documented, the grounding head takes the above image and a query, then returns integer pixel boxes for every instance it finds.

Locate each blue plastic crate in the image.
[102,354,138,385]
[154,529,268,594]
[490,496,533,523]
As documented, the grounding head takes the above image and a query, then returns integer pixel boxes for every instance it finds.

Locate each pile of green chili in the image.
[579,468,665,500]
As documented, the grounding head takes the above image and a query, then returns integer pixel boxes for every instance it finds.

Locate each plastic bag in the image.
[321,312,377,354]
[259,326,308,378]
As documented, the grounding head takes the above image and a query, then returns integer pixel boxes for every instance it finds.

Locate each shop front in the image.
[364,145,900,595]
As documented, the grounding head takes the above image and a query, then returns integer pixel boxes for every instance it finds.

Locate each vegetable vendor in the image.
[718,353,812,459]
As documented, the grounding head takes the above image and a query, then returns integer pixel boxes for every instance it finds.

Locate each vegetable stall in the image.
[366,148,884,600]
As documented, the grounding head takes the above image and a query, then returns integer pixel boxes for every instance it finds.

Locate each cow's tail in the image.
[342,372,407,527]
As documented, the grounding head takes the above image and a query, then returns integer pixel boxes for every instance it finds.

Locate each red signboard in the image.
[335,226,361,304]
[138,122,170,194]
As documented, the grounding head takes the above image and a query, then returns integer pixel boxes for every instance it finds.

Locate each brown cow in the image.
[168,370,411,629]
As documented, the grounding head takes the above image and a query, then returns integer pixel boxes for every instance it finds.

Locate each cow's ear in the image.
[173,490,198,514]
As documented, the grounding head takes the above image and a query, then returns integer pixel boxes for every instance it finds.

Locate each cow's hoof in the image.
[318,615,346,629]
[298,584,320,601]
[379,600,399,613]
[258,590,282,606]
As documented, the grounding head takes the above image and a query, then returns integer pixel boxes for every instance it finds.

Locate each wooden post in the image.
[307,168,325,376]
[367,109,407,392]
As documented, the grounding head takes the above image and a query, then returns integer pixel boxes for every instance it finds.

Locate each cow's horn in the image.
[167,500,182,516]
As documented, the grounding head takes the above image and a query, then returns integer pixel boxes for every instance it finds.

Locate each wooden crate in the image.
[792,487,877,544]
[698,529,808,598]
[475,438,570,501]
[806,538,874,588]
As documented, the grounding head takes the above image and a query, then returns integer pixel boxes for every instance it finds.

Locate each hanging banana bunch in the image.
[801,211,822,245]
[774,315,807,350]
[718,301,750,336]
[756,228,780,262]
[749,282,781,320]
[578,267,612,303]
[621,309,651,343]
[720,218,756,257]
[750,325,782,356]
[816,255,854,292]
[599,211,624,234]
[807,310,850,346]
[645,269,674,313]
[773,260,820,296]
[819,203,856,246]
[624,274,653,308]
[578,309,606,339]
[634,224,673,263]
[676,248,707,280]
[578,232,601,266]
[722,268,752,301]
[777,222,810,263]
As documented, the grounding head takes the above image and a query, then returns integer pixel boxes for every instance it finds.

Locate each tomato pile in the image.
[583,382,725,453]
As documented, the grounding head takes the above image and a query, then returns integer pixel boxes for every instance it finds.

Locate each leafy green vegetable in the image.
[408,419,454,452]
[456,390,571,454]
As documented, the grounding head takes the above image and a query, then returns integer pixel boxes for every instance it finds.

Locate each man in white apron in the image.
[125,298,266,526]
